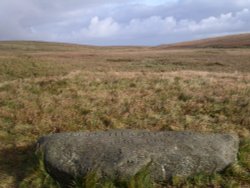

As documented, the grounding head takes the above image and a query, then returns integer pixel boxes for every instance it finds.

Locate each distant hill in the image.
[0,40,147,52]
[0,40,100,52]
[1,33,250,50]
[158,33,250,49]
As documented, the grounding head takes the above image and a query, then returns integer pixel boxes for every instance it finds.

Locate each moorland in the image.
[0,34,250,187]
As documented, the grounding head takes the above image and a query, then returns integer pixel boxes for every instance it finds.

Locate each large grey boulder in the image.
[37,130,239,186]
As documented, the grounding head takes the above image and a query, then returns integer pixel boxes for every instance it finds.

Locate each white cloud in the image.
[83,17,120,37]
[187,12,245,33]
[0,0,250,45]
[63,8,249,45]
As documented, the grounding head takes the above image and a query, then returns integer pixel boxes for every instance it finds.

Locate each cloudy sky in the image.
[0,0,250,45]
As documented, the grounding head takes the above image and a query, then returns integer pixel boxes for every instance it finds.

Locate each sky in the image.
[0,0,250,45]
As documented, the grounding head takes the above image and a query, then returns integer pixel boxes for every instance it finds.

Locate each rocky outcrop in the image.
[37,130,239,187]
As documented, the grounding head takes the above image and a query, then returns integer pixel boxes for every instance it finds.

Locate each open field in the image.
[0,38,250,187]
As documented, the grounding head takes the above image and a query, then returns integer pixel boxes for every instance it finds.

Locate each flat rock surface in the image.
[37,130,239,186]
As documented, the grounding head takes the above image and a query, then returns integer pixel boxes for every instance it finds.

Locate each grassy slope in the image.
[0,39,249,187]
[159,33,250,49]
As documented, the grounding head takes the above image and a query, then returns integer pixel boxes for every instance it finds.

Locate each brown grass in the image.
[0,41,250,187]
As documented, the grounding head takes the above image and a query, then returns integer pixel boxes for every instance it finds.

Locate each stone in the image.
[37,130,239,186]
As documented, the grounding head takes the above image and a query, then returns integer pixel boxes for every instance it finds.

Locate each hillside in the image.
[0,40,147,52]
[159,33,250,49]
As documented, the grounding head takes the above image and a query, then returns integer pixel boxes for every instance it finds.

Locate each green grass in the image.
[0,42,250,187]
[1,71,250,187]
[20,152,59,188]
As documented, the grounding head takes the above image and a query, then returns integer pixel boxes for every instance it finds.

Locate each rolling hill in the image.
[1,33,250,50]
[158,33,250,49]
